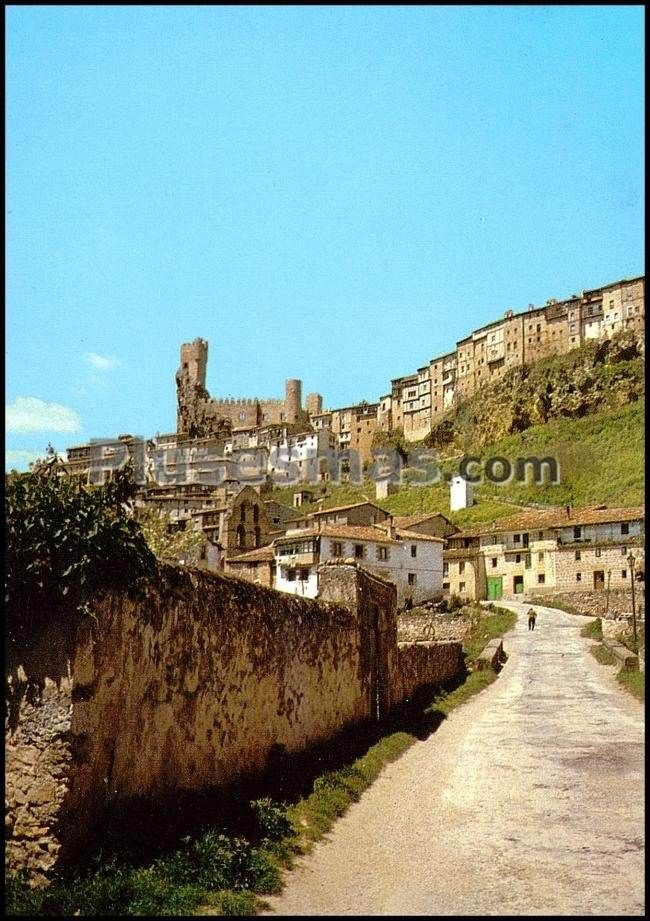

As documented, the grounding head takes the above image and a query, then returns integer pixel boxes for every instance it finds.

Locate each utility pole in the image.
[627,552,638,652]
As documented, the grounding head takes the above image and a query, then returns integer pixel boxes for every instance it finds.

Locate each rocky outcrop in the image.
[175,367,232,439]
[425,331,644,453]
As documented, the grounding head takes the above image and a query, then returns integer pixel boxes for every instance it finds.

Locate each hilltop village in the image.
[8,274,646,896]
[51,273,645,608]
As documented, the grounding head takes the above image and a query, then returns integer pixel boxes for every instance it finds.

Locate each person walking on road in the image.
[528,607,537,631]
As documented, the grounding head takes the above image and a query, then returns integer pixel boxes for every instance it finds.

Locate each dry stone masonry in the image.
[5,562,463,880]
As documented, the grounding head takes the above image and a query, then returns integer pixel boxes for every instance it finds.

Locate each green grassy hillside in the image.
[270,398,644,526]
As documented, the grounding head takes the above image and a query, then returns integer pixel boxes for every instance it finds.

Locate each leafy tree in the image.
[136,507,208,566]
[5,464,156,656]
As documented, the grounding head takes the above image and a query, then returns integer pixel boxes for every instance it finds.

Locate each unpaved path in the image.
[264,602,644,915]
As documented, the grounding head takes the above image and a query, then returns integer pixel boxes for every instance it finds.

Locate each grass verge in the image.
[617,667,645,700]
[6,609,516,917]
[589,643,617,666]
[463,605,518,666]
[585,630,645,701]
[580,618,602,640]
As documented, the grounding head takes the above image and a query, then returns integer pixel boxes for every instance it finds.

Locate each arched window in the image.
[236,524,245,549]
[254,526,261,549]
[253,504,259,523]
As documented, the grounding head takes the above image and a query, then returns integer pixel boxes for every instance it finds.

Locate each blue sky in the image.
[6,5,644,469]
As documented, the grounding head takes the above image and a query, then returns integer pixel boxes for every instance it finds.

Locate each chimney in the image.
[388,514,396,540]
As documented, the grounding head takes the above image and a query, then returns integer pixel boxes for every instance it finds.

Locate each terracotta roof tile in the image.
[454,505,644,538]
[310,501,386,517]
[226,545,275,563]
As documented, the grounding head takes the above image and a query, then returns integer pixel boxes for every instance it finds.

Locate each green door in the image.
[487,577,503,600]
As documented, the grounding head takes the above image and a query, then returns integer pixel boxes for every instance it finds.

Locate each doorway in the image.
[487,577,503,600]
[593,570,605,591]
[513,575,524,594]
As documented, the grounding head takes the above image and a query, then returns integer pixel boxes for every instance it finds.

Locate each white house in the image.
[273,524,444,608]
[268,430,337,484]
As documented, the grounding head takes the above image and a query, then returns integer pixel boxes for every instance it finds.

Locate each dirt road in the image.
[264,602,644,915]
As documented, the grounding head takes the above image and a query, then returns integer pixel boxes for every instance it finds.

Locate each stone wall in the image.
[535,588,645,618]
[6,562,464,879]
[392,642,464,707]
[397,610,473,644]
[5,673,73,884]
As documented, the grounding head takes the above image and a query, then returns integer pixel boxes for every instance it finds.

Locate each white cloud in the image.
[5,449,45,471]
[6,397,82,433]
[84,352,121,371]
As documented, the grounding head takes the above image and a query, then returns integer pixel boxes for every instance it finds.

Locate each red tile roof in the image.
[226,545,275,563]
[454,505,644,538]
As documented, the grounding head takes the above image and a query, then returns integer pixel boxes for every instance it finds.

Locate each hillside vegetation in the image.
[271,332,644,522]
[425,330,644,453]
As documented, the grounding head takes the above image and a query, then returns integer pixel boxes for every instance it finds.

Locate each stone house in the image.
[273,523,444,608]
[307,501,390,529]
[376,512,456,540]
[442,548,486,602]
[223,545,276,587]
[447,505,644,600]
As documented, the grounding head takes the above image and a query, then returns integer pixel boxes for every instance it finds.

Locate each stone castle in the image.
[177,274,644,448]
[176,338,323,438]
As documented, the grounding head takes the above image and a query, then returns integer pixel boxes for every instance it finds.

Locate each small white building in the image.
[273,524,444,608]
[450,475,474,512]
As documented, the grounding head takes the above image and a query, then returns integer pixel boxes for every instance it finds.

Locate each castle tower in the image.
[306,392,323,416]
[284,379,302,424]
[179,338,208,390]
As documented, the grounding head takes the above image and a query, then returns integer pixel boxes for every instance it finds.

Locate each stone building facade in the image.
[381,275,644,442]
[445,505,644,601]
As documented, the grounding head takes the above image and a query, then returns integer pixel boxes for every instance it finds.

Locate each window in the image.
[538,552,544,562]
[377,546,389,561]
[573,526,582,539]
[459,582,466,592]
[411,544,417,558]
[575,550,581,561]
[491,557,497,568]
[622,547,627,556]
[538,574,545,584]
[443,562,449,577]
[622,570,627,579]
[331,541,343,557]
[459,561,465,574]
[299,568,310,581]
[515,554,522,563]
[513,534,521,543]
[354,544,364,559]
[408,573,417,585]
[576,572,582,582]
[286,569,296,582]
[253,504,259,523]
[538,531,543,540]
[621,523,629,535]
[595,548,601,558]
